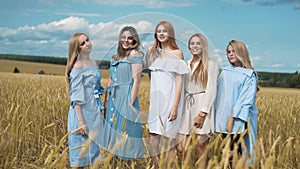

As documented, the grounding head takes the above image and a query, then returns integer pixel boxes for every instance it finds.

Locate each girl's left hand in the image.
[194,112,206,128]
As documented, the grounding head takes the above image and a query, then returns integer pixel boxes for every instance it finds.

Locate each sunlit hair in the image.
[151,21,179,59]
[188,33,209,88]
[65,32,88,93]
[116,26,141,58]
[226,40,254,70]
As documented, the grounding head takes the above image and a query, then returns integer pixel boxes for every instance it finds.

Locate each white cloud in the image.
[36,16,90,32]
[0,16,156,59]
[0,13,216,61]
[252,56,261,61]
[272,64,284,68]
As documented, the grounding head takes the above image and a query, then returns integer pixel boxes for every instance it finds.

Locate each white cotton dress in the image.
[179,59,219,140]
[147,57,189,138]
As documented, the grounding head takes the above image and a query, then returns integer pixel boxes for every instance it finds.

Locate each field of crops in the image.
[0,70,299,168]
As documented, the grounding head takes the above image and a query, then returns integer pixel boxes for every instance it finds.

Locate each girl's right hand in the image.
[78,122,87,135]
[226,116,234,133]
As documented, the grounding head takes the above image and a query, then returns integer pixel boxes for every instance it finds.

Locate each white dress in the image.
[179,59,219,137]
[147,57,189,138]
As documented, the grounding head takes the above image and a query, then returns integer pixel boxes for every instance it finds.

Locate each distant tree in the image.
[38,70,45,75]
[13,67,20,73]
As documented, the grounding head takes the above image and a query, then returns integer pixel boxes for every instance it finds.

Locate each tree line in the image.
[0,54,110,69]
[1,54,299,88]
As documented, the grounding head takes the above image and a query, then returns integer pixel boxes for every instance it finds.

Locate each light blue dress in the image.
[68,66,105,167]
[214,65,258,157]
[104,56,144,159]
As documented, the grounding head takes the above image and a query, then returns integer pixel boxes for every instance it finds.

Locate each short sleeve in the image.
[149,58,189,75]
[70,73,86,107]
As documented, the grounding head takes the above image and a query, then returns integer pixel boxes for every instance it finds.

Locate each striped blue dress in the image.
[104,56,144,159]
[68,66,105,167]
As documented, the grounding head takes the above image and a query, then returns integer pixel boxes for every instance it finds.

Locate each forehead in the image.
[190,36,201,42]
[79,34,88,42]
[121,30,132,36]
[227,45,233,49]
[157,25,166,30]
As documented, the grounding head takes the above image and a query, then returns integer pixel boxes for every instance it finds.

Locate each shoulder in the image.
[73,61,83,69]
[130,49,139,56]
[147,44,155,53]
[208,60,219,74]
[130,49,144,57]
[208,60,218,68]
[91,59,97,66]
[171,49,184,60]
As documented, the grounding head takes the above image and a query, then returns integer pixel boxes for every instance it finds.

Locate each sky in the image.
[1,0,300,73]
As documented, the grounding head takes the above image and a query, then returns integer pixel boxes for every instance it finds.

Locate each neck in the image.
[193,54,201,60]
[78,52,90,61]
[160,42,170,50]
[234,62,243,67]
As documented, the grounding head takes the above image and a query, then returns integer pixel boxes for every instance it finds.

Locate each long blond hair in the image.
[65,32,88,93]
[227,40,259,91]
[151,21,179,59]
[189,33,209,89]
[227,40,254,70]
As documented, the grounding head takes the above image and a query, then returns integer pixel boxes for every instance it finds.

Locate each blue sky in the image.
[1,0,300,73]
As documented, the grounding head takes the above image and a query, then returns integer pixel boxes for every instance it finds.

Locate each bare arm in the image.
[130,63,142,105]
[74,104,87,135]
[168,50,184,121]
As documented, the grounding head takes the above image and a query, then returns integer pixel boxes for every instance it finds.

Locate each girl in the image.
[178,33,219,168]
[66,33,105,168]
[146,21,189,168]
[215,40,258,167]
[104,26,144,161]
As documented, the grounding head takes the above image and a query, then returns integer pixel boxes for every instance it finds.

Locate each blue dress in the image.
[104,56,144,159]
[214,65,258,158]
[68,66,105,167]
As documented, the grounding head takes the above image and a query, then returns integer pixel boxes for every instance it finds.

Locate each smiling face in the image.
[78,34,92,53]
[189,36,202,56]
[121,30,134,50]
[156,25,169,43]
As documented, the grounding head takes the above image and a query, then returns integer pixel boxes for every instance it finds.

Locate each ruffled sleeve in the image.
[149,58,189,75]
[70,70,86,107]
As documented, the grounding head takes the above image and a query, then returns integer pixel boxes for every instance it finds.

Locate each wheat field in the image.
[0,68,299,168]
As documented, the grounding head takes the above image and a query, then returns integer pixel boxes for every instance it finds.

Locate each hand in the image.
[226,116,234,133]
[194,112,206,128]
[168,107,178,122]
[78,122,87,135]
